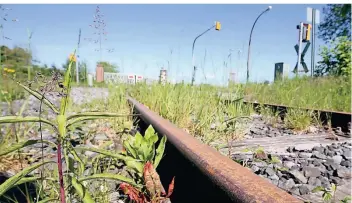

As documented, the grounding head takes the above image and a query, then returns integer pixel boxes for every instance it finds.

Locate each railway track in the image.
[221,98,351,134]
[127,96,302,203]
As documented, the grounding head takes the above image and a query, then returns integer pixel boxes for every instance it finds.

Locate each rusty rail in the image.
[222,98,352,133]
[127,96,301,203]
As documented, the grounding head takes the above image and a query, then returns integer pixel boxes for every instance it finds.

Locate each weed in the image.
[0,52,174,202]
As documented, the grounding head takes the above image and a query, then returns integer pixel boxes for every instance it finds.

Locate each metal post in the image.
[311,9,316,77]
[297,22,304,77]
[191,24,215,86]
[246,6,272,83]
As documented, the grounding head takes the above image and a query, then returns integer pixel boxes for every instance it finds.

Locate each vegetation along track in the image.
[221,95,352,135]
[127,96,301,203]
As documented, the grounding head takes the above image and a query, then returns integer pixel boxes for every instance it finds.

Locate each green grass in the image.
[242,76,351,112]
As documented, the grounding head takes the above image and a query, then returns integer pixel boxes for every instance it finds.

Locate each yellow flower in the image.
[3,68,8,71]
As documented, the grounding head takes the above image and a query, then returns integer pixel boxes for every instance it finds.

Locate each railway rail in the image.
[222,98,352,134]
[127,96,302,203]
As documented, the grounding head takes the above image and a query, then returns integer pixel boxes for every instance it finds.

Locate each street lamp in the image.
[191,21,221,86]
[246,6,272,83]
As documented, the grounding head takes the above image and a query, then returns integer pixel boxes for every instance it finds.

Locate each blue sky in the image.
[2,4,327,85]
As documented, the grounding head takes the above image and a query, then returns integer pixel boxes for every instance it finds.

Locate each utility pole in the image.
[76,28,81,84]
[27,28,33,81]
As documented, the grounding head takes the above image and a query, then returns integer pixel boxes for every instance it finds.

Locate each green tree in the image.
[79,61,88,82]
[97,61,119,73]
[318,4,351,42]
[0,45,31,69]
[315,36,351,77]
[315,4,352,77]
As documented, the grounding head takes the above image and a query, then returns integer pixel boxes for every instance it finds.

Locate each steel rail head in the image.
[127,96,302,203]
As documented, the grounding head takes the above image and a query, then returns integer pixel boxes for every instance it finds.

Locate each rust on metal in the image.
[127,96,302,203]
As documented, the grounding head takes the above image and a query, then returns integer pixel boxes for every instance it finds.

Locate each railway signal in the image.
[293,22,311,74]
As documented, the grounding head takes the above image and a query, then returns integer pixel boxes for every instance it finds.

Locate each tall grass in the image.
[242,76,351,112]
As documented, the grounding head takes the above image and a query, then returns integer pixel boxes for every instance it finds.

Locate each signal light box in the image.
[274,63,289,81]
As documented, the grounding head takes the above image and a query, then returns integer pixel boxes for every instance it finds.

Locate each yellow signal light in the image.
[215,21,221,31]
[305,24,311,42]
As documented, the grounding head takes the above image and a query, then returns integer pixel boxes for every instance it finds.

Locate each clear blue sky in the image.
[3,4,327,85]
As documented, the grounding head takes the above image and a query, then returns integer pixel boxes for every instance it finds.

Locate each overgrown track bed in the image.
[224,99,352,134]
[127,96,301,203]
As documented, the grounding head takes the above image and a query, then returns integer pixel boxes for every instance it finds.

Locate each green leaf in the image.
[37,198,59,203]
[71,176,94,203]
[331,183,337,192]
[66,112,138,127]
[67,142,85,175]
[123,140,137,158]
[0,140,57,156]
[323,192,332,201]
[78,173,140,187]
[15,81,59,114]
[341,196,352,203]
[0,161,54,196]
[312,186,325,193]
[144,125,156,140]
[13,176,41,187]
[0,116,56,128]
[134,132,143,148]
[60,50,76,116]
[75,147,143,173]
[154,135,167,168]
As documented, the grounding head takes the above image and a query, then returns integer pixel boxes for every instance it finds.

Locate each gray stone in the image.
[233,153,253,161]
[327,151,335,157]
[341,160,351,167]
[312,159,322,167]
[265,167,276,176]
[303,167,321,178]
[251,165,260,173]
[314,178,322,187]
[290,170,307,184]
[294,144,315,151]
[284,179,296,190]
[269,174,280,181]
[313,146,324,154]
[308,177,317,185]
[335,168,351,179]
[312,151,326,159]
[299,185,310,195]
[319,177,330,188]
[283,161,296,169]
[324,159,340,171]
[300,161,309,168]
[332,155,343,165]
[253,161,267,168]
[299,152,312,158]
[290,187,300,195]
[331,177,344,186]
[342,150,352,160]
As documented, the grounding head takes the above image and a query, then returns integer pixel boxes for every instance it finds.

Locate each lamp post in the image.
[246,6,272,83]
[191,21,221,86]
